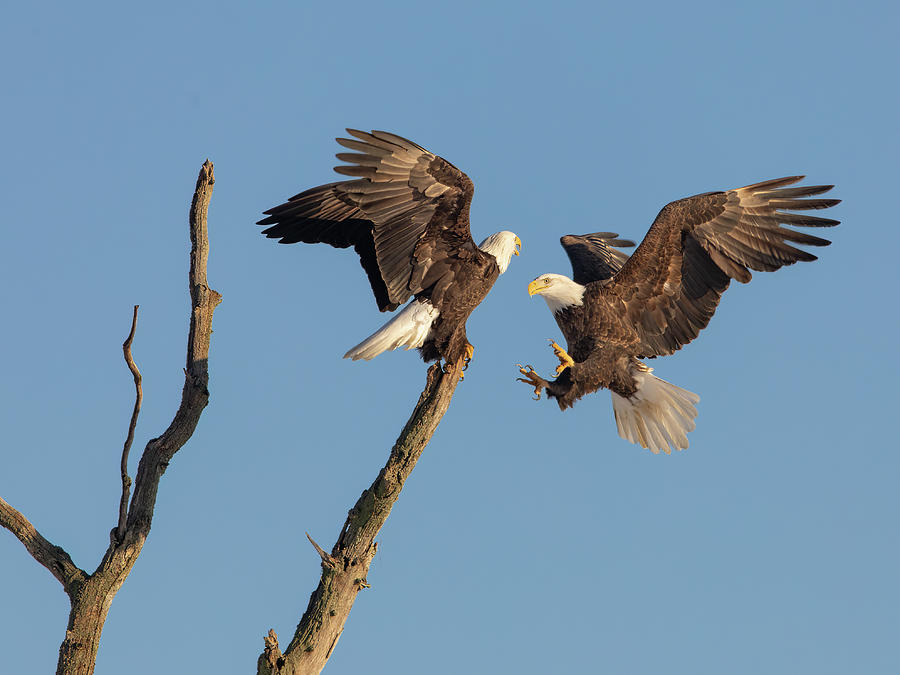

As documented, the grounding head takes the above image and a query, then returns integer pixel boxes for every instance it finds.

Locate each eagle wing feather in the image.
[560,232,635,285]
[598,176,840,358]
[258,129,475,311]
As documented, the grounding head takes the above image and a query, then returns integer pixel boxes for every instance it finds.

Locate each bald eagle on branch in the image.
[518,176,839,454]
[258,129,520,374]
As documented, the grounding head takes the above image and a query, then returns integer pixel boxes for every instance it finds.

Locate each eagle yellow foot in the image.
[516,364,548,400]
[462,343,475,371]
[548,339,575,376]
[444,350,472,381]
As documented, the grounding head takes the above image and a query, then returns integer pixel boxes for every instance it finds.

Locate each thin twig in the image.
[305,532,338,569]
[116,304,142,543]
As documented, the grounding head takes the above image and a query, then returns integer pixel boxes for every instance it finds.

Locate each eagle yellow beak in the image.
[514,236,522,256]
[527,279,543,297]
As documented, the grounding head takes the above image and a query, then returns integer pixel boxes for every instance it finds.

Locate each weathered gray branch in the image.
[0,496,87,594]
[122,160,221,541]
[258,362,462,675]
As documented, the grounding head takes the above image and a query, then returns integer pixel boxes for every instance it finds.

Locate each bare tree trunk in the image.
[0,161,221,675]
[258,362,462,675]
[57,569,124,674]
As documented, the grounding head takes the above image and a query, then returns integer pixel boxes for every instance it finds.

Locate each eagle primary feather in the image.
[520,177,839,454]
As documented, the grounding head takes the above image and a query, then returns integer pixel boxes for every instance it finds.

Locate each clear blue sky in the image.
[2,2,897,673]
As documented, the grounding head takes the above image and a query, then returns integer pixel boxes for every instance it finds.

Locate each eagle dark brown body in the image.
[546,300,642,409]
[258,129,520,368]
[414,241,501,363]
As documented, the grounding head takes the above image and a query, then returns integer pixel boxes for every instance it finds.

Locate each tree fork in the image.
[1,161,220,675]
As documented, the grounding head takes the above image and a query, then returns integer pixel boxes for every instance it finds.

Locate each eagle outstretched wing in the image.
[560,232,635,285]
[258,129,475,311]
[602,176,840,357]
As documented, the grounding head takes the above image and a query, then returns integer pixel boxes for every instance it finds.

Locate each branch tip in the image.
[261,628,284,671]
[306,532,337,568]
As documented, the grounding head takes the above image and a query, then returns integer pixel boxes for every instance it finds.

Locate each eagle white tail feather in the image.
[610,370,700,455]
[343,299,439,361]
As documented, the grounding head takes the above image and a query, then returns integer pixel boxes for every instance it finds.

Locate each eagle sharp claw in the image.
[547,339,575,376]
[449,345,475,381]
[462,343,474,371]
[516,364,546,400]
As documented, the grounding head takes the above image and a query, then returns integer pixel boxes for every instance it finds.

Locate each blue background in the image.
[2,2,897,673]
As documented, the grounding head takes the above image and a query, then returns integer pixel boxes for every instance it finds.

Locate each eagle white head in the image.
[479,231,521,274]
[527,273,586,313]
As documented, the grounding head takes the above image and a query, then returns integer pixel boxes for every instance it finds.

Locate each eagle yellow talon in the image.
[462,343,475,371]
[516,364,546,400]
[548,339,575,376]
[450,346,474,381]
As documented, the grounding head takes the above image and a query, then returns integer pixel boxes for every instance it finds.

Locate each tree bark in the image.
[0,161,221,675]
[258,362,462,675]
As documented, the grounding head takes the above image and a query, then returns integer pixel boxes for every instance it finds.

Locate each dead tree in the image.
[2,159,466,675]
[0,161,221,675]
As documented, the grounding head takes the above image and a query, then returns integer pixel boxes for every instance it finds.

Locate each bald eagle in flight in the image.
[518,176,839,454]
[258,129,521,372]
